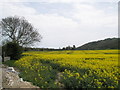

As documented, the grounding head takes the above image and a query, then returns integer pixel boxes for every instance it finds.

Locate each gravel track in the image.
[0,64,40,89]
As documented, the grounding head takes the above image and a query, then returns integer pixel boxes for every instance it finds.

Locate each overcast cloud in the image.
[0,0,118,48]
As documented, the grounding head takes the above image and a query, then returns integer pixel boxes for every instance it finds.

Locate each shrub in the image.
[2,42,23,60]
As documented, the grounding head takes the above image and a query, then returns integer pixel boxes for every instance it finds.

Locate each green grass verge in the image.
[3,60,16,67]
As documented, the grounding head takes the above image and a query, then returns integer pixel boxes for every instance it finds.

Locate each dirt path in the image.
[1,64,40,89]
[55,72,64,88]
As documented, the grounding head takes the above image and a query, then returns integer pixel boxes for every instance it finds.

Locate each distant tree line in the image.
[62,45,76,50]
[23,45,76,51]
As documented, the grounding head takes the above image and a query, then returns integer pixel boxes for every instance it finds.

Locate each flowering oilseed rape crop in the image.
[13,50,119,88]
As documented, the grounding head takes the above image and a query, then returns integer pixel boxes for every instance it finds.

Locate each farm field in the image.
[5,50,119,88]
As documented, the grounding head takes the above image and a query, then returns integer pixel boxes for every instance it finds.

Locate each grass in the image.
[3,60,16,67]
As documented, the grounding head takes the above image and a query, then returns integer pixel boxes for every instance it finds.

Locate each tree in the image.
[66,46,71,50]
[0,16,42,46]
[2,42,23,60]
[72,45,76,50]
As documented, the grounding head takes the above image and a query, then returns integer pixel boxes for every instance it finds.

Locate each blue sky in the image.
[0,0,119,48]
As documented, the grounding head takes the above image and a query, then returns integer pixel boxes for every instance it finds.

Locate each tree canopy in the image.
[0,16,42,46]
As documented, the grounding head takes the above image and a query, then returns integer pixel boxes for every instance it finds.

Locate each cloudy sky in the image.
[0,0,119,48]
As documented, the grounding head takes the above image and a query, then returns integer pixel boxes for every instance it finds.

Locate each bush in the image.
[2,42,23,60]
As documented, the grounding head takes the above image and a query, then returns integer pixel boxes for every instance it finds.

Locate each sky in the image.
[0,0,119,48]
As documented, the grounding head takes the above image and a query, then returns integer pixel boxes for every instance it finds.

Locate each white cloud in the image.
[25,14,80,48]
[38,0,119,3]
[0,2,37,19]
[0,2,118,48]
[71,3,118,28]
[70,3,118,42]
[1,0,119,3]
[0,2,79,48]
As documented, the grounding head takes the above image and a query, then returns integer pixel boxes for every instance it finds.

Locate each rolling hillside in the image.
[76,38,120,50]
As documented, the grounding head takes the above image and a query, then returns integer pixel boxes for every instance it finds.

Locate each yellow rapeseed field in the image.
[14,50,119,88]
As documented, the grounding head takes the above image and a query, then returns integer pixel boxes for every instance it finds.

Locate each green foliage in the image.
[3,60,16,67]
[2,42,23,60]
[15,58,59,88]
[61,69,118,88]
